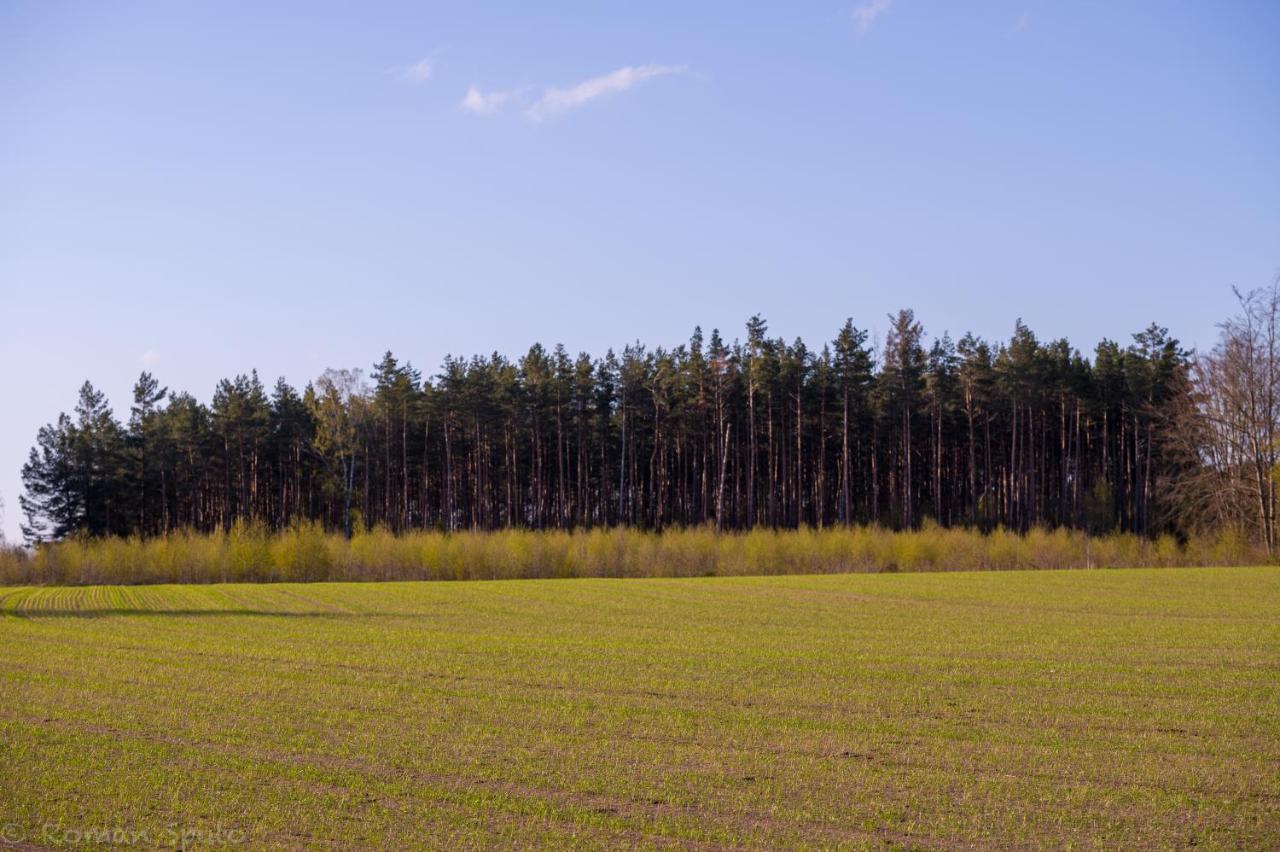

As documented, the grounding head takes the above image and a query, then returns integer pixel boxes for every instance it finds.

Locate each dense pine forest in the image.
[25,304,1233,545]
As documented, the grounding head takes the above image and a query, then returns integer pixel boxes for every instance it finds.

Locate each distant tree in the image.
[833,319,874,525]
[880,310,926,527]
[270,377,317,528]
[956,333,994,526]
[21,382,127,541]
[1168,281,1277,549]
[309,369,366,537]
[128,371,169,535]
[744,315,768,525]
[925,334,959,524]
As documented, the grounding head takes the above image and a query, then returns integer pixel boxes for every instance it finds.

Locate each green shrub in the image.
[5,524,1273,585]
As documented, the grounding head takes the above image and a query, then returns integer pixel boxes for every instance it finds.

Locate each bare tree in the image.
[1170,277,1280,550]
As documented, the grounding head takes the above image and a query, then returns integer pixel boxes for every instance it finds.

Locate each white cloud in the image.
[140,350,160,367]
[459,85,518,115]
[1013,11,1031,33]
[524,64,685,122]
[852,0,894,36]
[401,59,433,84]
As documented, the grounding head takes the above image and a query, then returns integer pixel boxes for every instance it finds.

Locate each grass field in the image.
[1,568,1277,848]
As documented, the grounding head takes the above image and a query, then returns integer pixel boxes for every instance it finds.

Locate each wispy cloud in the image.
[1013,11,1031,33]
[524,64,685,122]
[852,0,894,36]
[140,350,160,367]
[401,58,433,84]
[459,85,518,116]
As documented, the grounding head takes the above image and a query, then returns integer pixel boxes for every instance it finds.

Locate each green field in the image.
[2,568,1277,849]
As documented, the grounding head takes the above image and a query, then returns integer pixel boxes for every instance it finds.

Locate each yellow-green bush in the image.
[4,525,1273,585]
[0,543,33,584]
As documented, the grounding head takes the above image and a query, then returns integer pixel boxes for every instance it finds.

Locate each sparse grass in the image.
[1,567,1277,847]
[0,523,1269,585]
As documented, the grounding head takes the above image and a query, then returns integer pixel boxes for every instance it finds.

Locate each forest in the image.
[16,287,1280,550]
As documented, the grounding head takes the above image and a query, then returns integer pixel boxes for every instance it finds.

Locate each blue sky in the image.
[1,1,1277,541]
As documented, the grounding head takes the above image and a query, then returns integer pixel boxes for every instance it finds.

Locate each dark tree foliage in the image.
[20,315,1191,542]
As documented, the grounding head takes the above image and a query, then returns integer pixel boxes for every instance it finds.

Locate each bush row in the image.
[0,524,1268,586]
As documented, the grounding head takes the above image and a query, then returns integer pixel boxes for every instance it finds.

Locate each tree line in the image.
[20,310,1197,543]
